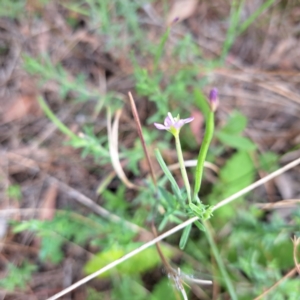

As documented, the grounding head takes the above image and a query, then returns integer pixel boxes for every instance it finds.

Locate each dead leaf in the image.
[274,173,295,199]
[3,77,40,123]
[167,0,198,25]
[39,183,57,220]
[3,95,37,123]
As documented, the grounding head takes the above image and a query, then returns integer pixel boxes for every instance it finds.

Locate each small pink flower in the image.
[154,112,194,133]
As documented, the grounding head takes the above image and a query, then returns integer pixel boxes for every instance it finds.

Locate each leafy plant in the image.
[6,184,22,201]
[0,261,36,291]
[7,1,297,299]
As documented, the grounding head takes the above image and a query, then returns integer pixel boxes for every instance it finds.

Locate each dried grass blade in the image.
[292,236,300,275]
[107,108,139,190]
[128,92,157,186]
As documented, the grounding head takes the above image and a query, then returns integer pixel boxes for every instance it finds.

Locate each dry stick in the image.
[256,199,300,210]
[47,176,144,233]
[253,267,298,300]
[128,92,157,186]
[47,156,300,300]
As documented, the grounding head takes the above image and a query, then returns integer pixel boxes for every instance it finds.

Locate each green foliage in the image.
[0,0,26,18]
[24,55,104,102]
[216,111,256,150]
[155,149,183,202]
[259,151,279,172]
[0,261,36,291]
[6,184,22,201]
[216,132,256,151]
[102,185,129,213]
[220,0,277,62]
[13,1,293,298]
[219,151,255,199]
[38,96,112,163]
[12,213,136,264]
[226,207,300,298]
[150,278,177,300]
[84,244,173,278]
[179,223,192,250]
[123,129,167,175]
[220,111,248,134]
[134,67,168,121]
[210,150,255,222]
[173,34,202,63]
[111,275,149,300]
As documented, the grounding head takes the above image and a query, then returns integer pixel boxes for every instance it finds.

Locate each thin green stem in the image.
[237,0,276,35]
[175,134,192,204]
[203,221,238,300]
[193,110,214,200]
[38,96,78,140]
[154,27,170,73]
[220,0,244,63]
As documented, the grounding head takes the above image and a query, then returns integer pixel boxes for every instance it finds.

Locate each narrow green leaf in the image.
[179,223,192,250]
[194,220,206,232]
[193,109,214,199]
[155,149,182,201]
[154,27,170,72]
[38,96,78,140]
[158,215,169,231]
[189,202,207,219]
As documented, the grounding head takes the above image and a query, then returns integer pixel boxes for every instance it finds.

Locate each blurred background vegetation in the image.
[0,0,300,299]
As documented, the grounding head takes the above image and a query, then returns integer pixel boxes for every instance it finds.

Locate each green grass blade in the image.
[238,0,276,35]
[38,96,78,140]
[154,27,170,72]
[155,149,182,201]
[179,223,192,250]
[220,0,245,62]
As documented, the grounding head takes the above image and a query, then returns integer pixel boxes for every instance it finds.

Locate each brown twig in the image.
[256,199,300,210]
[128,92,157,187]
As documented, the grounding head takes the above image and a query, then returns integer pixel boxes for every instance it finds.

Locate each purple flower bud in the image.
[209,88,219,112]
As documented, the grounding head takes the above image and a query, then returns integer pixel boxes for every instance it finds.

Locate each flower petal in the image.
[154,113,194,133]
[167,112,175,124]
[173,119,185,129]
[182,117,194,124]
[164,116,172,127]
[154,123,168,130]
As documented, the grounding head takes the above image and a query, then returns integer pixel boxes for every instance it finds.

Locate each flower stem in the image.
[203,221,238,300]
[193,110,215,200]
[175,134,192,204]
